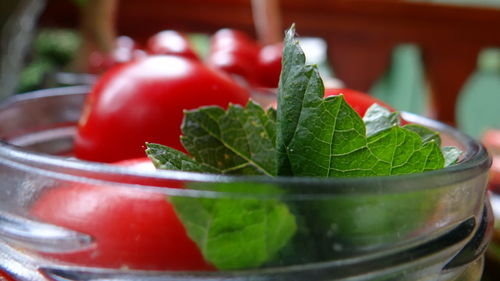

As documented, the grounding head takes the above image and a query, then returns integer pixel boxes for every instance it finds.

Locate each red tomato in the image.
[88,36,144,74]
[324,88,395,117]
[117,157,156,171]
[207,29,261,85]
[482,130,500,192]
[146,30,199,60]
[209,29,259,53]
[0,270,16,281]
[490,154,500,191]
[482,129,500,155]
[74,55,250,163]
[256,43,283,88]
[29,158,214,271]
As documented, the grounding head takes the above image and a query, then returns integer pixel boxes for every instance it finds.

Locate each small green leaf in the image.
[169,183,296,270]
[145,143,216,173]
[442,146,462,167]
[181,101,277,176]
[363,103,400,137]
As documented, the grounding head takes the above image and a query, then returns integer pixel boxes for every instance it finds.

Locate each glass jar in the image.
[0,86,492,281]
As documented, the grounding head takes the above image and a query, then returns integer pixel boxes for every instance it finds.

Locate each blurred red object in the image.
[88,36,145,73]
[146,30,199,60]
[482,129,500,192]
[256,42,283,88]
[207,28,261,86]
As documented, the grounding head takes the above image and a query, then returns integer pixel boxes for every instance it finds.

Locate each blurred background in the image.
[3,0,500,135]
[1,0,500,279]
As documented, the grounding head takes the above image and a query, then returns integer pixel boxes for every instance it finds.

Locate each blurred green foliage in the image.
[456,48,500,139]
[17,28,80,93]
[70,0,87,7]
[370,44,428,116]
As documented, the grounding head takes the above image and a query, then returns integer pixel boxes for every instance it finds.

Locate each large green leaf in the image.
[275,25,321,176]
[276,26,445,177]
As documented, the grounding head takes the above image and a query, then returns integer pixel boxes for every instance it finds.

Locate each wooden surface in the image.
[39,0,500,125]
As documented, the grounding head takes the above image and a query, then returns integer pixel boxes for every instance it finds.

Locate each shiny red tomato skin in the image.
[0,270,16,281]
[146,30,199,60]
[257,43,283,88]
[29,158,215,271]
[207,29,261,85]
[324,88,395,117]
[209,29,259,54]
[74,55,250,163]
[88,36,143,74]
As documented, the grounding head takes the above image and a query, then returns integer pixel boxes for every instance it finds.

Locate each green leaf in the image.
[442,146,462,167]
[148,106,296,270]
[367,126,445,175]
[285,94,444,177]
[181,101,277,176]
[277,27,445,177]
[363,106,460,168]
[307,187,444,256]
[145,142,216,173]
[276,24,322,176]
[363,103,400,137]
[169,183,296,270]
[144,24,462,271]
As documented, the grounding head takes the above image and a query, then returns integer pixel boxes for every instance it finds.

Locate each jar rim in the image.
[0,86,492,198]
